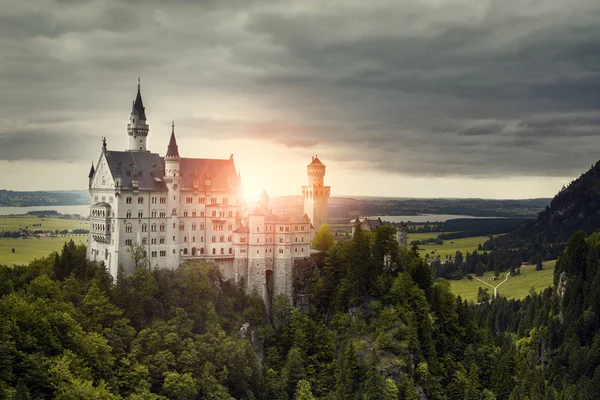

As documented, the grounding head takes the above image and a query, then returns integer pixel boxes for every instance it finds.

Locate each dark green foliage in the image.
[3,227,600,398]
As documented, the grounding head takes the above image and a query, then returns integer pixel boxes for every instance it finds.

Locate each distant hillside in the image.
[484,161,600,261]
[0,190,89,207]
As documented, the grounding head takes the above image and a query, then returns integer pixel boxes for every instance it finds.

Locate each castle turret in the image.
[164,121,180,179]
[88,162,95,189]
[127,79,150,151]
[302,156,330,233]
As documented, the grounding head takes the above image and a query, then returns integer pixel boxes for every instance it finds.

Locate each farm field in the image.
[0,235,88,266]
[0,216,88,232]
[449,260,556,303]
[414,235,489,258]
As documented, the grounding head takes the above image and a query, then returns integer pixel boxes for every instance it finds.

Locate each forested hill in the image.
[0,190,89,207]
[484,160,600,261]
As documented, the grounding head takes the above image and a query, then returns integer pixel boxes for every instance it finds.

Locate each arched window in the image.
[212,235,216,242]
[138,211,143,218]
[212,210,217,217]
[229,247,233,254]
[212,248,216,255]
[221,248,224,255]
[142,224,147,232]
[192,223,196,230]
[138,197,144,204]
[126,210,132,218]
[142,237,147,245]
[160,224,165,232]
[220,235,224,242]
[200,223,205,230]
[200,247,204,254]
[228,235,232,242]
[172,208,177,215]
[184,248,188,255]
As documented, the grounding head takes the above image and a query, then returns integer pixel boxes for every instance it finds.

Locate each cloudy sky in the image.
[1,0,599,200]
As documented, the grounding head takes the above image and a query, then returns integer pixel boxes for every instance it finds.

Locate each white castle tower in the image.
[302,156,330,232]
[127,78,149,151]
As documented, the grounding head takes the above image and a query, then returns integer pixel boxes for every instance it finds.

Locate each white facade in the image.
[87,83,330,303]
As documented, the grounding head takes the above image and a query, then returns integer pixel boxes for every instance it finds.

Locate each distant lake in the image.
[0,205,90,216]
[367,214,505,223]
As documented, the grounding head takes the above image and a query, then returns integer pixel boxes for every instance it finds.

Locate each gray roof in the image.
[166,129,179,158]
[131,81,146,120]
[104,151,167,191]
[179,157,240,192]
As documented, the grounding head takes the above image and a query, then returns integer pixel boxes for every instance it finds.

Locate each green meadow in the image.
[449,260,556,302]
[0,235,88,266]
[412,235,490,258]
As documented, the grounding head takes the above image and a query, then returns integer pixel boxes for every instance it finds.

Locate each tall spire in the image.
[132,78,146,120]
[166,121,180,158]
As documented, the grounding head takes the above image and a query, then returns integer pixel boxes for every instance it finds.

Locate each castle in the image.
[87,82,330,302]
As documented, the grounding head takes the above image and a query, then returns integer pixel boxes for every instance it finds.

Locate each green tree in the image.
[294,379,316,400]
[161,372,198,400]
[127,243,148,270]
[312,224,334,253]
[364,349,384,400]
[285,347,306,397]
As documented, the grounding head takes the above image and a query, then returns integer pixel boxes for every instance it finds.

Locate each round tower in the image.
[302,156,330,233]
[127,78,150,151]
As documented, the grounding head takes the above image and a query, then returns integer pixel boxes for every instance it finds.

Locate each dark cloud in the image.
[1,0,600,180]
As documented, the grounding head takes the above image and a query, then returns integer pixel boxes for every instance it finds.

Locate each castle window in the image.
[172,208,177,215]
[126,211,132,218]
[109,197,113,203]
[125,239,132,245]
[184,248,188,255]
[184,210,188,217]
[173,236,176,241]
[301,237,304,242]
[160,211,166,218]
[192,223,196,230]
[142,237,147,245]
[192,210,196,217]
[279,226,283,232]
[211,197,217,204]
[229,248,232,254]
[152,197,157,204]
[151,238,156,244]
[160,237,165,244]
[285,227,289,232]
[151,210,157,218]
[256,238,259,244]
[212,210,216,217]
[301,226,305,231]
[256,227,259,232]
[279,249,283,254]
[212,235,216,243]
[138,211,143,218]
[186,197,193,204]
[257,249,259,254]
[221,248,224,255]
[179,223,185,231]
[220,235,224,242]
[193,236,195,242]
[301,248,304,252]
[160,224,165,232]
[173,223,176,228]
[200,247,204,254]
[160,251,166,256]
[201,236,204,242]
[295,237,298,242]
[151,251,157,257]
[295,248,297,252]
[200,223,205,230]
[173,249,176,254]
[201,211,205,217]
[184,237,187,242]
[125,225,132,233]
[142,224,147,232]
[212,248,216,255]
[295,226,298,231]
[95,196,99,202]
[228,224,232,230]
[279,237,283,243]
[199,197,205,204]
[160,197,166,204]
[138,197,144,204]
[223,198,228,204]
[228,211,233,218]
[228,235,232,242]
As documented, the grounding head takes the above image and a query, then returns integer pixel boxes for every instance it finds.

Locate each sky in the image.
[1,0,599,200]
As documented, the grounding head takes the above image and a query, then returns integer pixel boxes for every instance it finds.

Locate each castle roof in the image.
[233,222,249,233]
[309,156,324,166]
[166,122,179,158]
[88,163,95,179]
[131,79,146,120]
[103,151,167,191]
[178,157,239,192]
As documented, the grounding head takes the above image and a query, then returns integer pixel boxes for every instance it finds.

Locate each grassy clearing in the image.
[0,216,88,232]
[0,235,88,266]
[449,260,556,303]
[415,236,489,258]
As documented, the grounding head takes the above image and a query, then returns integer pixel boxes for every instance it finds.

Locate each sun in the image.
[241,174,268,206]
